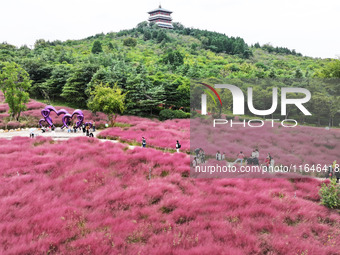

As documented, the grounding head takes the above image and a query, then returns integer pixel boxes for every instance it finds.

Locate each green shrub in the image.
[190,111,198,118]
[123,37,137,47]
[212,113,221,119]
[159,109,190,121]
[319,178,340,209]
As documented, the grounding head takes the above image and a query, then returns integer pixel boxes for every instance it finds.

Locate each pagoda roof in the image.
[149,15,172,21]
[148,5,172,14]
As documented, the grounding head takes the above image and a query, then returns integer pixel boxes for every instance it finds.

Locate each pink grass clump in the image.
[25,100,46,110]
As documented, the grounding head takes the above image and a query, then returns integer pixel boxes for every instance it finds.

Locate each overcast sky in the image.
[0,0,339,59]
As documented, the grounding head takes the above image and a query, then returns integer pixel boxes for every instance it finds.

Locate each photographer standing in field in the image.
[142,137,146,148]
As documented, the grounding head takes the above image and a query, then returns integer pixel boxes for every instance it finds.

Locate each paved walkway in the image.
[0,128,94,139]
[0,128,136,149]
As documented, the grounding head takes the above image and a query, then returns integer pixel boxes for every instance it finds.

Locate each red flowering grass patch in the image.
[0,137,339,254]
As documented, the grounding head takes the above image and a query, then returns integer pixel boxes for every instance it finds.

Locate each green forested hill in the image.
[0,22,339,123]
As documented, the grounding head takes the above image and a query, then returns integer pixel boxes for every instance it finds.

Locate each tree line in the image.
[0,22,339,125]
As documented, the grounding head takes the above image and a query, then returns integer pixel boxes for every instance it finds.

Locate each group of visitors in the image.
[192,148,205,167]
[141,137,182,153]
[40,126,54,134]
[215,151,226,161]
[67,121,96,136]
[36,121,96,138]
[214,149,274,166]
[30,126,54,138]
[192,147,275,168]
[81,123,95,137]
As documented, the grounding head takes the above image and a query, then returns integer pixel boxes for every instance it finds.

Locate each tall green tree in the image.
[91,40,103,54]
[139,85,165,115]
[0,62,31,120]
[21,58,53,97]
[87,83,126,126]
[41,64,73,101]
[125,66,152,115]
[61,63,99,107]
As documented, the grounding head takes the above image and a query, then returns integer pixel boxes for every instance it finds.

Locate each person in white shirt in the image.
[216,151,221,161]
[222,152,226,161]
[251,149,257,158]
[270,157,275,169]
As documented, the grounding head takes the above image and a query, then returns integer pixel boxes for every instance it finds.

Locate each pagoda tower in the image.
[148,5,173,29]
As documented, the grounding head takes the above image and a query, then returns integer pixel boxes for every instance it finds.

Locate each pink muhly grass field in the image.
[99,118,190,151]
[0,137,339,254]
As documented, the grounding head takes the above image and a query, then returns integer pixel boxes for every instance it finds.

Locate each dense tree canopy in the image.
[0,22,339,125]
[0,62,31,120]
[87,83,126,126]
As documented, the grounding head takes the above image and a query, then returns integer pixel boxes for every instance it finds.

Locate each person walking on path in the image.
[86,125,90,136]
[92,121,96,132]
[142,137,146,148]
[176,140,181,153]
[82,123,86,136]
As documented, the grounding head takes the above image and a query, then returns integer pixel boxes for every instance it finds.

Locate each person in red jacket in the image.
[234,151,245,165]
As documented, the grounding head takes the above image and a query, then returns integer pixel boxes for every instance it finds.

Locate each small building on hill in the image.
[148,5,173,29]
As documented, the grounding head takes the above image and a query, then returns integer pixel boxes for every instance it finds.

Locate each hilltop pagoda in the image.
[148,5,173,29]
